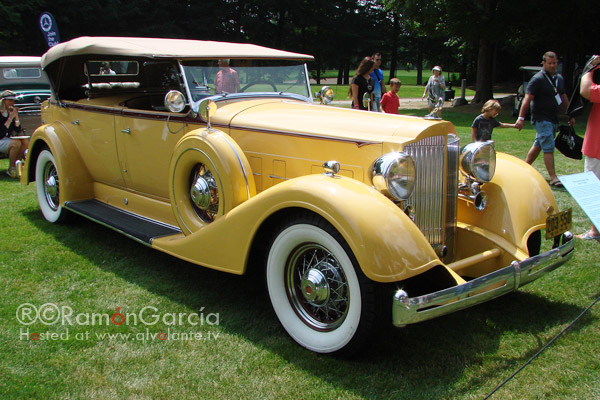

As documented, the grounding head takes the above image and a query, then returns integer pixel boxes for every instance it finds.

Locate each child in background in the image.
[381,78,402,114]
[472,99,517,142]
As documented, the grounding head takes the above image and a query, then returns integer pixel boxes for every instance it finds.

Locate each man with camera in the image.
[0,90,28,178]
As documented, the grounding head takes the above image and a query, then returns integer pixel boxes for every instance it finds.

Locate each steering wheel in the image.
[239,81,278,93]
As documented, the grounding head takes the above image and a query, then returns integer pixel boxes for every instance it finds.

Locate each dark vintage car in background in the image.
[512,65,543,117]
[0,56,51,135]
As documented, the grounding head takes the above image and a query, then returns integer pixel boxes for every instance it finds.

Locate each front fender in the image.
[458,152,557,255]
[169,127,256,235]
[152,174,440,282]
[21,122,93,203]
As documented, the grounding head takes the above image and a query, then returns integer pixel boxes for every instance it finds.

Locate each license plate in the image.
[545,208,572,239]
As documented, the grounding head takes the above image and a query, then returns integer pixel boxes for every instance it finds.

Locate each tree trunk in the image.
[416,39,423,86]
[315,62,321,85]
[344,63,350,85]
[473,38,494,104]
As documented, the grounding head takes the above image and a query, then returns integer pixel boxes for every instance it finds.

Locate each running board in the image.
[64,200,182,245]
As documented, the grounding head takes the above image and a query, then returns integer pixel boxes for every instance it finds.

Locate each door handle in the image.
[121,128,131,134]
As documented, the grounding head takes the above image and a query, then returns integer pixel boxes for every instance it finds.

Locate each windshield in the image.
[2,67,42,79]
[181,60,311,105]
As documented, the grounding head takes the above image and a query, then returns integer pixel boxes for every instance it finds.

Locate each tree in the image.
[2,0,595,100]
[443,0,507,103]
[384,0,506,103]
[383,0,459,86]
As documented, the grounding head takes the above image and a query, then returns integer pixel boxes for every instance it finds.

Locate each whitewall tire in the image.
[36,149,68,223]
[266,215,378,355]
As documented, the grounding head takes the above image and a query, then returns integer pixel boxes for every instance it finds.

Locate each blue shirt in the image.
[370,69,383,94]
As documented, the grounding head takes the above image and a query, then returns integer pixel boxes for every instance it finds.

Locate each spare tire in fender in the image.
[169,128,256,234]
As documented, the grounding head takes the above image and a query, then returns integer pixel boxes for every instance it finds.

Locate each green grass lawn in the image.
[313,69,477,100]
[1,106,599,399]
[321,84,456,100]
[316,84,476,102]
[315,68,459,86]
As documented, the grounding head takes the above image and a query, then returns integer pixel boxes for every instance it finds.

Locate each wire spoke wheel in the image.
[43,161,60,211]
[35,149,69,223]
[266,215,379,355]
[286,244,349,331]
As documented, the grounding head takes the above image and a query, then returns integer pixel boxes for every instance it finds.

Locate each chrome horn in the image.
[458,182,488,211]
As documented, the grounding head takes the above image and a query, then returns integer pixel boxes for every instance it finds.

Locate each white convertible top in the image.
[0,56,42,66]
[41,37,314,68]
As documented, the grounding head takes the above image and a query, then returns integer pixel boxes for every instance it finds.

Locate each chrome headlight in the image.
[164,90,186,113]
[315,86,334,104]
[372,152,416,200]
[460,141,496,182]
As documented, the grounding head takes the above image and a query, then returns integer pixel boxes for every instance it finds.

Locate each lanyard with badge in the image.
[543,72,562,105]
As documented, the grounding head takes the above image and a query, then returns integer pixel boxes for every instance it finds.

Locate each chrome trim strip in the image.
[303,63,313,103]
[392,233,574,326]
[268,175,289,181]
[211,92,310,103]
[178,61,195,112]
[213,130,252,200]
[445,135,460,261]
[63,101,197,124]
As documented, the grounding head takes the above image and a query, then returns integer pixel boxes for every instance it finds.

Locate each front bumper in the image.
[392,232,574,327]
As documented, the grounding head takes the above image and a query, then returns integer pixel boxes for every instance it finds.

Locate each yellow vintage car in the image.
[21,37,574,355]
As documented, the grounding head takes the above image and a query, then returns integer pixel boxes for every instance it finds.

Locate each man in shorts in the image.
[515,51,574,188]
[576,55,600,240]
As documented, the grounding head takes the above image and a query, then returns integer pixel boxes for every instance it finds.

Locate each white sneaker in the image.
[6,167,17,178]
[424,113,441,120]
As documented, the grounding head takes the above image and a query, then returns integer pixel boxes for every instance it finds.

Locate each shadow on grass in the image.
[22,208,590,398]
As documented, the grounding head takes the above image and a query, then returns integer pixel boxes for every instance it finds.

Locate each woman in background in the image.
[349,57,375,110]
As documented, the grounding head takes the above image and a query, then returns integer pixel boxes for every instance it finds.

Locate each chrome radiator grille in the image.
[404,135,459,260]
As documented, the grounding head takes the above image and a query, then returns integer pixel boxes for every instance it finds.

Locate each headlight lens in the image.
[316,86,334,104]
[164,90,186,113]
[460,141,496,182]
[372,152,416,200]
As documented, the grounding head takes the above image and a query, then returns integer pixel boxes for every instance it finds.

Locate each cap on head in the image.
[0,90,17,101]
[432,66,441,72]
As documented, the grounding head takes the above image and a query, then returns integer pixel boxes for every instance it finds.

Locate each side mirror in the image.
[164,90,186,113]
[198,99,217,129]
[315,86,334,105]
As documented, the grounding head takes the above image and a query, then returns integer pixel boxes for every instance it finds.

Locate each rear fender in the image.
[22,122,93,203]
